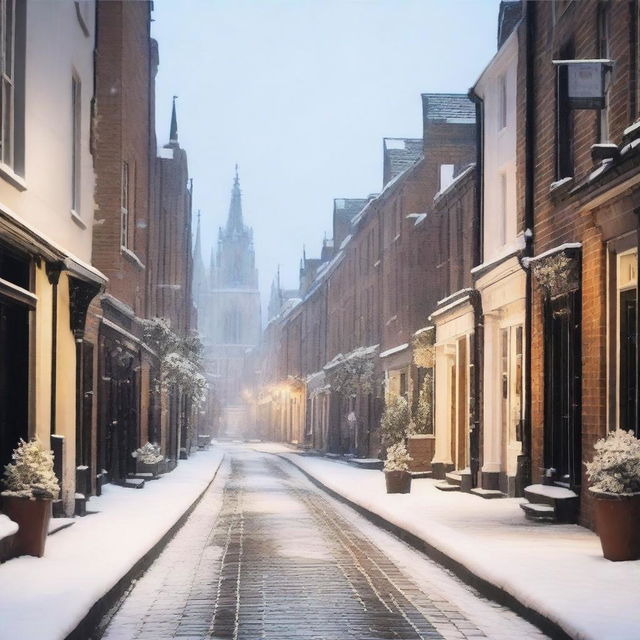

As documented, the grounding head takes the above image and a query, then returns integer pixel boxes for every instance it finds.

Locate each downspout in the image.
[515,1,536,495]
[468,89,484,490]
[47,262,63,435]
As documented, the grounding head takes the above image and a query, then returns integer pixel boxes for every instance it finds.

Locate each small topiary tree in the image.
[380,396,410,449]
[2,439,60,500]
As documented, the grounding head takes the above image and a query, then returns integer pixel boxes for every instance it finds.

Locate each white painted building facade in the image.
[472,26,525,496]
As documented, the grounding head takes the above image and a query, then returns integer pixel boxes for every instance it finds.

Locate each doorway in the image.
[544,292,581,488]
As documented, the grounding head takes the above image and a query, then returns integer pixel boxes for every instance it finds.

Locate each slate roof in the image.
[334,198,370,220]
[421,93,475,124]
[498,1,522,49]
[383,138,423,186]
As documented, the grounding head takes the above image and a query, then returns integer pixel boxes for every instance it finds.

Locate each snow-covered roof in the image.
[379,343,409,359]
[422,93,476,124]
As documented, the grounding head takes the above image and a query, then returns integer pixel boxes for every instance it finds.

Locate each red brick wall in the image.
[527,0,639,527]
[93,0,153,316]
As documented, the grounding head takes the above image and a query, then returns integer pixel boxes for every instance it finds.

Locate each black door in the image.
[0,300,29,471]
[619,289,637,432]
[544,292,581,488]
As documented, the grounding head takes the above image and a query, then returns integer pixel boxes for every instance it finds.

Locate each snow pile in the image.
[268,449,640,640]
[0,448,223,640]
[0,514,18,541]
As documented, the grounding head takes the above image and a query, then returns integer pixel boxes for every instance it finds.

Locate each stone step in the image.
[524,484,579,523]
[520,502,556,522]
[410,470,432,479]
[435,481,461,492]
[122,478,146,489]
[348,458,383,470]
[445,472,462,486]
[470,487,505,499]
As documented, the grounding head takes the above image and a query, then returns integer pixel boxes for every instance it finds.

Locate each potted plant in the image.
[586,429,640,561]
[384,442,412,494]
[1,439,60,557]
[132,442,164,477]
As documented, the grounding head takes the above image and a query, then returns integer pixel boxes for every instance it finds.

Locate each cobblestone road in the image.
[98,445,548,640]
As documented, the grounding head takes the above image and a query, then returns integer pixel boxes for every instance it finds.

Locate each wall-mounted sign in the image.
[552,59,613,109]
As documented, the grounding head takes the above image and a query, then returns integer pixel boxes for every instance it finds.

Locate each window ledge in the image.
[70,210,87,230]
[121,246,145,270]
[0,164,26,191]
[549,176,574,200]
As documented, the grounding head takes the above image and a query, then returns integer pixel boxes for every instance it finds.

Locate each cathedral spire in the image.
[226,165,244,233]
[169,96,178,146]
[192,210,207,306]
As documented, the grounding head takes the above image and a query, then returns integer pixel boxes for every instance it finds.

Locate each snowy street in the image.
[98,444,546,640]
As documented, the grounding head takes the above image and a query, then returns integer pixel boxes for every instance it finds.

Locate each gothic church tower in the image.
[194,168,261,413]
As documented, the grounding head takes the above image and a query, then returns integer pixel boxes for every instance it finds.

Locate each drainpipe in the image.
[467,88,484,489]
[515,1,537,496]
[47,262,63,435]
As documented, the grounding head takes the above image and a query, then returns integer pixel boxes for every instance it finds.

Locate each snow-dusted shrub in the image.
[412,327,435,369]
[326,347,376,398]
[586,430,640,495]
[380,396,410,448]
[131,442,164,465]
[2,439,60,500]
[411,369,434,435]
[142,318,208,409]
[384,442,412,472]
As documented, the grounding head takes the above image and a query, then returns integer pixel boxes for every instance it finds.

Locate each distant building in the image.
[194,169,261,429]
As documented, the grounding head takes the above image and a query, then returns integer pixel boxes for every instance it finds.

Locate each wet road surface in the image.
[99,445,547,640]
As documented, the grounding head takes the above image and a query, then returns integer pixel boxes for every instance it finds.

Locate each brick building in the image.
[519,0,640,527]
[88,0,195,493]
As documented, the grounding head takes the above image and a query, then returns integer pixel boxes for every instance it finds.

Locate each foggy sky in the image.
[151,0,502,316]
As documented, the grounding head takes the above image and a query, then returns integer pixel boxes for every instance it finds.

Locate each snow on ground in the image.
[0,448,223,640]
[0,514,18,541]
[257,447,640,640]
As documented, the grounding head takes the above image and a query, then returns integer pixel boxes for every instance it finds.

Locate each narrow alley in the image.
[98,446,546,640]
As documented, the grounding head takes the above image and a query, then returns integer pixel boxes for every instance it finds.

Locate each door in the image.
[0,300,29,470]
[544,292,581,488]
[619,289,636,431]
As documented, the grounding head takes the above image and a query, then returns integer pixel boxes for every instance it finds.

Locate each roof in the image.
[383,138,423,186]
[421,93,475,124]
[334,198,370,220]
[498,1,522,49]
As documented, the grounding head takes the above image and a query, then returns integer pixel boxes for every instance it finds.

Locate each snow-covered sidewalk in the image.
[0,447,224,640]
[258,445,639,640]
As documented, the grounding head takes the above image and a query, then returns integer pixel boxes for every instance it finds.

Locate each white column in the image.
[432,343,454,467]
[482,313,502,476]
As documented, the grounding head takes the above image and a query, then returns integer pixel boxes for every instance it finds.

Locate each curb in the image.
[67,453,225,640]
[277,453,572,640]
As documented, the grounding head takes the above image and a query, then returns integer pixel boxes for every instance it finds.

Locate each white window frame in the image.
[498,73,507,131]
[71,74,81,214]
[1,0,16,169]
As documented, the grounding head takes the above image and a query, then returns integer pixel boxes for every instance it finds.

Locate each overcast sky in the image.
[151,0,502,313]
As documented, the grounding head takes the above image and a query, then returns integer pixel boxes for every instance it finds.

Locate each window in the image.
[71,75,81,213]
[597,1,611,142]
[0,0,15,169]
[499,172,507,246]
[498,73,507,130]
[439,164,455,191]
[120,162,129,248]
[556,44,575,179]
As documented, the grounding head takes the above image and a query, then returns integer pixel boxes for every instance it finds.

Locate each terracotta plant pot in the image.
[1,496,52,558]
[385,470,411,494]
[593,492,640,561]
